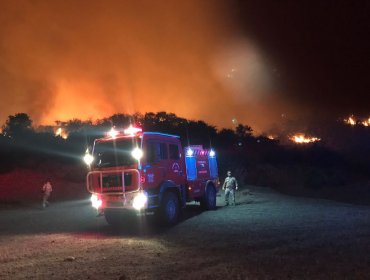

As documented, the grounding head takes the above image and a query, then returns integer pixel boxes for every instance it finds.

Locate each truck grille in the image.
[101,173,132,193]
[86,169,140,194]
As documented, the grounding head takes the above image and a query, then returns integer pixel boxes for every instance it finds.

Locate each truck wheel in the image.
[201,185,216,210]
[160,192,179,225]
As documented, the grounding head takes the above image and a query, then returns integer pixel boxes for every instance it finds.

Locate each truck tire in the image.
[201,185,216,210]
[160,192,179,225]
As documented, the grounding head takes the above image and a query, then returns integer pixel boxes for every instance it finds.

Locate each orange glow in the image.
[0,1,283,133]
[41,80,116,124]
[290,134,320,144]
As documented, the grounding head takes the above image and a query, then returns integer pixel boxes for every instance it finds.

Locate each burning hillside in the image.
[344,115,370,127]
[54,127,68,139]
[289,134,321,144]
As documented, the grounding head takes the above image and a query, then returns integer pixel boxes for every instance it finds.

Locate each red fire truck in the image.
[84,125,219,226]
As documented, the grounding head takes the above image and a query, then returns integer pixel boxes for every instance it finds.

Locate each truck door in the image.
[142,140,168,188]
[168,142,186,186]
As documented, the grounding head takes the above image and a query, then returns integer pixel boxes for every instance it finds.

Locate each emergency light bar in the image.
[124,125,142,135]
[105,125,142,139]
[185,146,216,157]
[107,128,119,138]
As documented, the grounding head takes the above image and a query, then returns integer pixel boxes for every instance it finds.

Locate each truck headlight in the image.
[84,153,94,165]
[131,147,143,160]
[132,192,147,210]
[91,194,102,209]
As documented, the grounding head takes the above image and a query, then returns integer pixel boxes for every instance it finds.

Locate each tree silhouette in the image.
[235,124,253,138]
[2,113,33,137]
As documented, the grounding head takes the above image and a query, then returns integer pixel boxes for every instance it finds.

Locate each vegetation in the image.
[0,112,369,204]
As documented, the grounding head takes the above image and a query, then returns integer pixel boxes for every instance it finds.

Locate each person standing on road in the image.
[42,180,53,209]
[222,171,238,206]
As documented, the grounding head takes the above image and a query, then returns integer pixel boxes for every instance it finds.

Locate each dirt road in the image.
[1,186,369,279]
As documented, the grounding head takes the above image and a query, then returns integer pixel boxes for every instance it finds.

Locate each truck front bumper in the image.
[90,191,148,211]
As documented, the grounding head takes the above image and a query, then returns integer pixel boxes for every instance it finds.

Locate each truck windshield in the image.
[92,138,140,168]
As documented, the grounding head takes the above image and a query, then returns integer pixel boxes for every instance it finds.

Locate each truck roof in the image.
[96,130,180,143]
[143,132,180,138]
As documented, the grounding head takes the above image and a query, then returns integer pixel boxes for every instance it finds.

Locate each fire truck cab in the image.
[85,126,219,226]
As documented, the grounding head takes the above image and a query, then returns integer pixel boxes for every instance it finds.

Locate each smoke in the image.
[0,0,284,132]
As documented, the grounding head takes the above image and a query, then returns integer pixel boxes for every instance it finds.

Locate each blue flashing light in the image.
[186,148,194,157]
[209,156,218,178]
[185,156,197,181]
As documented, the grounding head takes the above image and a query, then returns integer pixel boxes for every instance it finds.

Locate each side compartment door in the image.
[168,142,186,187]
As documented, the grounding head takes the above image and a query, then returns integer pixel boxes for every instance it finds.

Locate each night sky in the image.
[0,0,369,132]
[236,0,370,120]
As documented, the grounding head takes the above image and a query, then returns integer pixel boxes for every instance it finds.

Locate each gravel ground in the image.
[0,185,369,280]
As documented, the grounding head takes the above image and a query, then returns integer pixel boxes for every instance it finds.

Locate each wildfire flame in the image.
[344,115,370,127]
[290,134,320,144]
[362,118,370,127]
[55,127,68,139]
[344,116,356,126]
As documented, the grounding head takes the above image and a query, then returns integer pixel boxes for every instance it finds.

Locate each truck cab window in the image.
[169,144,180,160]
[146,142,160,163]
[146,142,168,163]
[160,143,168,159]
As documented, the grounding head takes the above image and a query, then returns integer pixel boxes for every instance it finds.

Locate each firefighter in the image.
[222,171,238,206]
[42,180,53,209]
